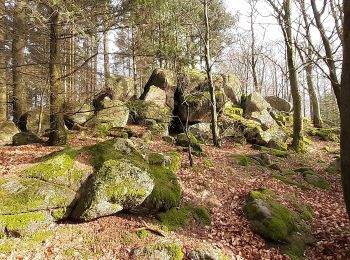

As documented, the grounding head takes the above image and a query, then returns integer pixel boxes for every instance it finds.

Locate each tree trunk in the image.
[12,0,27,124]
[341,0,350,219]
[48,8,67,146]
[0,0,6,122]
[103,29,111,89]
[311,0,341,107]
[306,52,323,127]
[204,0,220,147]
[284,0,304,151]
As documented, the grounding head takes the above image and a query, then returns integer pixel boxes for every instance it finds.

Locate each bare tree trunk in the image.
[204,0,220,147]
[341,0,350,219]
[311,0,341,107]
[12,0,27,124]
[103,29,111,89]
[48,8,67,146]
[305,51,323,127]
[0,0,6,122]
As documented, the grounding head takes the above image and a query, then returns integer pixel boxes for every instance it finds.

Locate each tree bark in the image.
[48,8,67,146]
[341,0,350,219]
[204,0,220,147]
[12,0,27,124]
[0,0,6,122]
[311,0,341,107]
[103,29,111,89]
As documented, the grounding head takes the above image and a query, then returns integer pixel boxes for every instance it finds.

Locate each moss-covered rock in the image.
[189,247,229,260]
[245,92,271,115]
[326,157,341,175]
[156,205,211,231]
[0,121,20,146]
[12,132,44,146]
[71,159,154,221]
[144,85,167,107]
[85,139,181,212]
[0,176,76,216]
[20,152,92,192]
[176,133,203,154]
[132,240,184,260]
[308,128,340,142]
[127,100,172,124]
[244,189,313,259]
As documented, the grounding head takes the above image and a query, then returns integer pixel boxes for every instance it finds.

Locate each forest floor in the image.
[0,125,349,260]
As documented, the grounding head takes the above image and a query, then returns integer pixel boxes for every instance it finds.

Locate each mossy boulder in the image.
[264,96,292,112]
[145,119,169,137]
[20,152,93,191]
[127,100,172,124]
[144,85,167,107]
[132,240,184,260]
[87,99,129,130]
[189,123,213,142]
[245,92,271,115]
[64,103,94,127]
[156,205,211,231]
[308,127,340,142]
[85,139,181,213]
[326,157,341,174]
[109,75,135,101]
[12,132,44,146]
[244,189,313,259]
[140,68,177,110]
[222,74,242,105]
[250,110,277,130]
[0,121,20,146]
[176,133,203,154]
[71,159,154,221]
[189,247,229,260]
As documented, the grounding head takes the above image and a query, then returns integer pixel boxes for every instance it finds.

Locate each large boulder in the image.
[144,85,167,107]
[64,103,94,127]
[71,159,154,221]
[12,132,44,146]
[140,69,177,110]
[0,121,20,146]
[87,99,129,131]
[0,151,94,237]
[174,89,226,123]
[245,92,271,115]
[189,123,213,142]
[18,109,50,133]
[222,74,242,105]
[265,96,292,112]
[250,110,277,130]
[127,100,172,124]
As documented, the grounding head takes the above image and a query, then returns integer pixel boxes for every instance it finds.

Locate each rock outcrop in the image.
[0,121,20,146]
[265,96,292,112]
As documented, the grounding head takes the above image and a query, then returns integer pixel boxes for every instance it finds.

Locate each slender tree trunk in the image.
[103,29,111,89]
[12,0,27,124]
[48,8,67,146]
[0,0,6,122]
[305,52,323,127]
[341,0,350,219]
[311,0,341,107]
[284,0,304,151]
[204,0,220,147]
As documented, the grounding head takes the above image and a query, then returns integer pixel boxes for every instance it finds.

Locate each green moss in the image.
[148,241,184,260]
[292,203,313,221]
[137,229,150,240]
[0,176,75,216]
[231,154,262,167]
[65,248,75,257]
[272,173,308,190]
[303,172,330,190]
[224,106,261,130]
[148,152,165,166]
[203,159,215,168]
[20,151,87,190]
[165,151,181,173]
[308,128,340,142]
[156,205,211,231]
[259,146,289,157]
[85,140,181,212]
[176,133,203,153]
[127,100,171,123]
[0,243,12,254]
